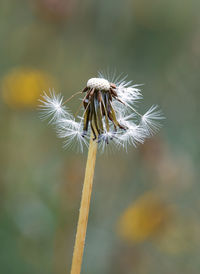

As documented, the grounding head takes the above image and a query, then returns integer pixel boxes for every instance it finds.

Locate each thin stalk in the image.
[62,91,82,106]
[70,134,98,274]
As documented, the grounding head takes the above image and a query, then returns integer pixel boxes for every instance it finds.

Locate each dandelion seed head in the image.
[87,78,110,91]
[39,72,164,152]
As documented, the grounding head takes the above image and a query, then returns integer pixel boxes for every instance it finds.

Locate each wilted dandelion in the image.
[39,72,164,151]
[39,72,164,274]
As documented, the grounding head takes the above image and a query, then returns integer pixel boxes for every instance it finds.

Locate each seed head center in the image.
[87,78,110,91]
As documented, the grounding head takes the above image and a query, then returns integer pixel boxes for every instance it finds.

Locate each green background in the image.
[0,0,199,273]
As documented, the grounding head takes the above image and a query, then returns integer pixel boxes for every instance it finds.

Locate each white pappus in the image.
[39,72,164,152]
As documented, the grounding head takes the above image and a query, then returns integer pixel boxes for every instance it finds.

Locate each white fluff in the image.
[38,74,164,152]
[38,89,68,123]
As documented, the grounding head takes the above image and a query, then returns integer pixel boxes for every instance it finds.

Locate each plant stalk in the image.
[70,135,98,274]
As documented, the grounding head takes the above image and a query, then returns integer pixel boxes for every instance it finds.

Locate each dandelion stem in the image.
[70,134,98,274]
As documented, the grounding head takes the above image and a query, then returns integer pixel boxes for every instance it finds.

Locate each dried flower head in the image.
[39,72,164,152]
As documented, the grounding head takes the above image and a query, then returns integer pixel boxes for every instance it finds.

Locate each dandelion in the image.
[39,74,164,151]
[39,72,164,274]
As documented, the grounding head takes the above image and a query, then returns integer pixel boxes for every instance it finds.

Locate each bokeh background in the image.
[0,0,200,273]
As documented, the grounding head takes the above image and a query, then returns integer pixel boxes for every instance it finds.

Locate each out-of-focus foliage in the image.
[117,191,171,243]
[2,67,56,108]
[0,0,199,273]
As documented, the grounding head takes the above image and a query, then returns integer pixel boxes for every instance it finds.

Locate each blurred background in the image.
[0,0,200,273]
